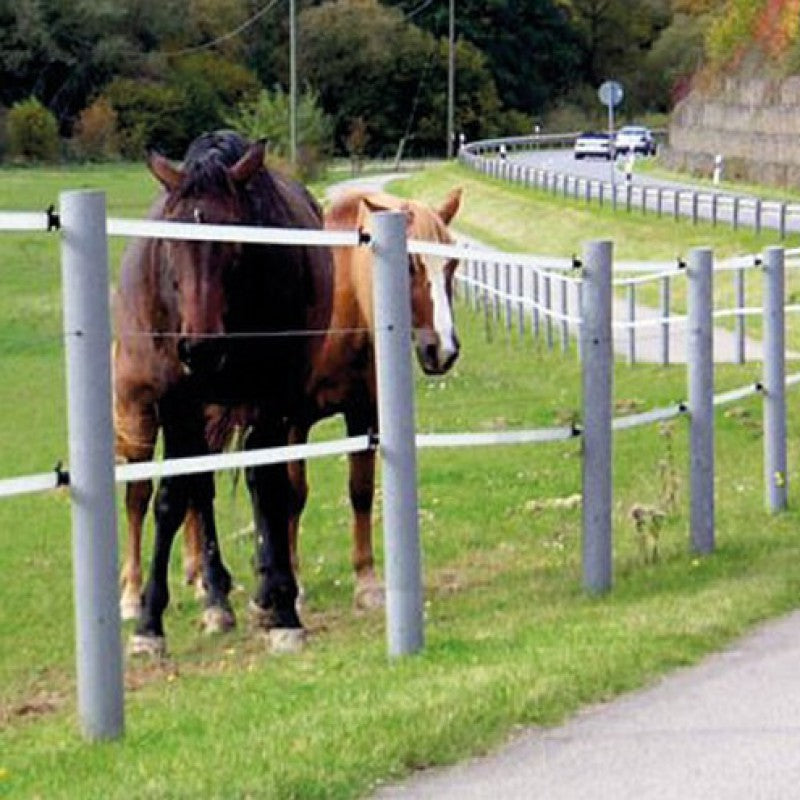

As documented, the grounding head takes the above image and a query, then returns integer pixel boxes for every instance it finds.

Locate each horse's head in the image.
[148,138,264,376]
[364,188,463,375]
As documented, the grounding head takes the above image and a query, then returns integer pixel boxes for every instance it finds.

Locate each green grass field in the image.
[2,161,800,799]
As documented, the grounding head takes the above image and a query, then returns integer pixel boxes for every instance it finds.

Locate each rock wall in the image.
[664,76,800,187]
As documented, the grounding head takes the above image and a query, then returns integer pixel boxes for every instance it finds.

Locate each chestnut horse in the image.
[287,187,463,608]
[114,130,333,655]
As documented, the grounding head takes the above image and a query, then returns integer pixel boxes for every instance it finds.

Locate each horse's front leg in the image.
[182,506,206,597]
[128,471,189,657]
[246,422,305,653]
[190,483,236,636]
[120,479,153,620]
[129,395,231,655]
[287,421,311,603]
[115,397,158,621]
[345,407,383,610]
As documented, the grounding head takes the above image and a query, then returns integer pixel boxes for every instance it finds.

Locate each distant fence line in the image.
[454,243,800,367]
[0,198,795,743]
[459,133,800,239]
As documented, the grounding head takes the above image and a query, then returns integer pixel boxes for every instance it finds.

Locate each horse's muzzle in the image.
[177,338,227,376]
[418,339,460,375]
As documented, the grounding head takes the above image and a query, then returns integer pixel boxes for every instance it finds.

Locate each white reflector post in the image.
[60,191,124,740]
[371,211,424,657]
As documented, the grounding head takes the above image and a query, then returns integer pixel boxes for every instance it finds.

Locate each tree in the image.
[387,0,583,115]
[563,0,673,112]
[225,84,333,178]
[296,0,507,156]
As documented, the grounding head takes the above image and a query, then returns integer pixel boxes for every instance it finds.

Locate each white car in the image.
[614,126,656,156]
[573,132,613,160]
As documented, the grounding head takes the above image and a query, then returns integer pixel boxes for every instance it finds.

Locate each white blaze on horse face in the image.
[427,256,457,363]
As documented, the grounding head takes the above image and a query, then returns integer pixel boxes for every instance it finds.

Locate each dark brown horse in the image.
[114,130,333,655]
[287,187,463,608]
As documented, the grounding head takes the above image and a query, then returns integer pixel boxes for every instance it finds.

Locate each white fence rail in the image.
[0,196,794,742]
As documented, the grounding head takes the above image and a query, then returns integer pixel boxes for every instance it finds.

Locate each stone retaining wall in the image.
[664,76,800,187]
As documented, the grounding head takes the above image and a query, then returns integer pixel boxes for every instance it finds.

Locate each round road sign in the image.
[598,81,624,108]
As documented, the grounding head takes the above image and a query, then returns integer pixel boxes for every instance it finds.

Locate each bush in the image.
[105,79,187,158]
[5,97,60,163]
[225,86,333,181]
[69,97,120,161]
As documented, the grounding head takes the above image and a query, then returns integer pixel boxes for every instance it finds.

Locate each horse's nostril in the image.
[424,344,438,363]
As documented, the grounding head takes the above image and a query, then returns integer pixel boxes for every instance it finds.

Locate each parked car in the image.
[573,131,613,160]
[614,125,656,156]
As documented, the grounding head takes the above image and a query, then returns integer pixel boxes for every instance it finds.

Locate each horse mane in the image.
[174,130,323,232]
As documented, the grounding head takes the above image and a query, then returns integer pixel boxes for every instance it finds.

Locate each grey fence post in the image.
[481,261,491,341]
[581,240,613,593]
[626,283,636,364]
[657,187,663,217]
[492,262,501,323]
[687,247,715,555]
[371,211,424,656]
[763,246,788,512]
[660,275,671,366]
[504,263,512,338]
[532,270,540,340]
[755,198,762,235]
[598,182,605,207]
[735,267,746,364]
[60,190,124,741]
[732,196,740,230]
[674,190,680,221]
[691,191,699,225]
[560,277,569,353]
[544,273,554,349]
[711,193,718,226]
[517,264,525,337]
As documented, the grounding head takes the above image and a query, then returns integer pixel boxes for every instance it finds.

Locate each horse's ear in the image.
[361,197,389,214]
[437,187,462,225]
[362,196,414,229]
[228,139,266,184]
[147,151,183,191]
[399,202,416,232]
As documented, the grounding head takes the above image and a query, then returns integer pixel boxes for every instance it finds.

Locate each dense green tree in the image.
[562,0,672,111]
[387,0,582,115]
[297,0,509,155]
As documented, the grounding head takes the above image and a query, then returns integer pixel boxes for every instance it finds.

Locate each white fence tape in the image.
[107,217,361,247]
[0,211,51,232]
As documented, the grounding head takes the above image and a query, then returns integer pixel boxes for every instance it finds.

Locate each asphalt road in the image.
[505,148,798,234]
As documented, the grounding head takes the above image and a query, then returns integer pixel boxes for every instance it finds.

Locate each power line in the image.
[165,0,282,57]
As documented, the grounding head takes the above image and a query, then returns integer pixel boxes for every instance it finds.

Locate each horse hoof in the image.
[120,596,141,622]
[247,599,277,631]
[202,605,236,635]
[268,627,307,654]
[354,582,385,611]
[127,633,167,658]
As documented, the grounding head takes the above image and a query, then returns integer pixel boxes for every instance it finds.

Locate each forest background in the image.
[1,0,797,173]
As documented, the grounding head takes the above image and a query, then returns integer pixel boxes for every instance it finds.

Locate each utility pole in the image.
[446,0,455,158]
[290,0,297,166]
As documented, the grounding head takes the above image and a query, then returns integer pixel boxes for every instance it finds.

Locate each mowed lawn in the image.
[2,161,800,798]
